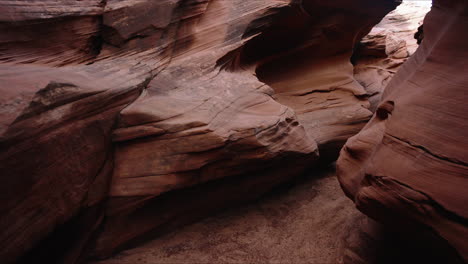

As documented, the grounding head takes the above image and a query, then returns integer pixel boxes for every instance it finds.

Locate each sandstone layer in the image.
[337,0,468,262]
[353,2,431,111]
[218,0,401,161]
[0,0,402,263]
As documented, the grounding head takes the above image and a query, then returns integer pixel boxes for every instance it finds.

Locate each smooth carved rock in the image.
[337,0,468,262]
[0,0,314,262]
[110,72,316,197]
[217,0,400,161]
[0,0,402,263]
[353,2,431,112]
[0,63,149,264]
[352,31,408,112]
[97,1,400,256]
[94,0,321,257]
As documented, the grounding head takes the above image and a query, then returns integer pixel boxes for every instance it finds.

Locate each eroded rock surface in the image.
[218,0,401,160]
[0,1,314,262]
[0,62,149,264]
[337,0,468,262]
[353,2,431,111]
[0,0,405,263]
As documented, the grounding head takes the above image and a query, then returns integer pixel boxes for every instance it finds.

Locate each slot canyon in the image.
[0,0,466,263]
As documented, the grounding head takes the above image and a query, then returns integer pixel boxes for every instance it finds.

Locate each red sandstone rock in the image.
[337,0,468,262]
[0,0,402,263]
[0,0,314,262]
[98,0,399,256]
[353,2,430,112]
[0,62,149,264]
[218,0,400,160]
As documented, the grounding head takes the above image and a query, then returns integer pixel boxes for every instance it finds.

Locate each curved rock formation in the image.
[0,0,403,263]
[0,1,315,262]
[218,0,401,161]
[337,0,468,262]
[352,2,430,112]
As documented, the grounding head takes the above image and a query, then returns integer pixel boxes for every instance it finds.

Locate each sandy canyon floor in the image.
[90,167,450,264]
[90,167,363,264]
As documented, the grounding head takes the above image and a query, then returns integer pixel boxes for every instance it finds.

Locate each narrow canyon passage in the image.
[91,4,435,264]
[90,165,454,264]
[90,166,361,264]
[1,0,466,263]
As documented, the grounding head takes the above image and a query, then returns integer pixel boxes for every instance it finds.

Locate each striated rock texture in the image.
[218,0,401,161]
[352,30,408,112]
[0,1,313,263]
[337,0,468,263]
[352,2,430,111]
[0,0,401,263]
[0,63,149,264]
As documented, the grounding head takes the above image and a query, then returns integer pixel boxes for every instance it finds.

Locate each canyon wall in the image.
[337,0,468,262]
[352,2,430,111]
[0,0,449,263]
